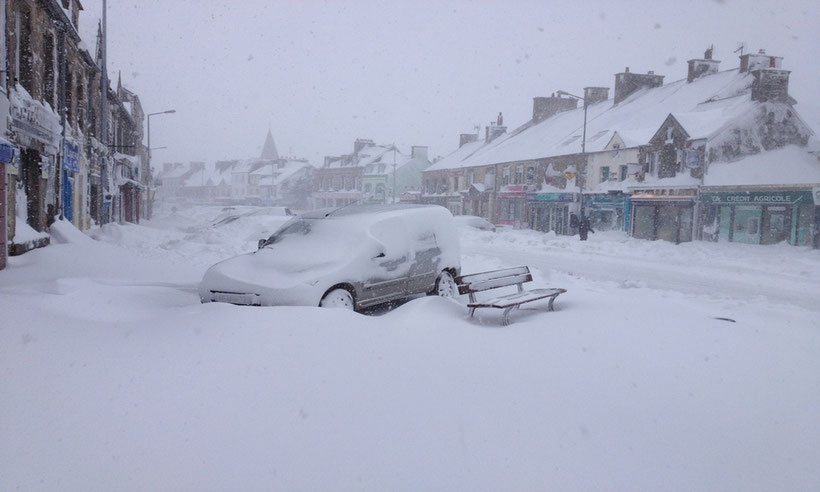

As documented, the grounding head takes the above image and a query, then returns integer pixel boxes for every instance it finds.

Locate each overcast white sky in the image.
[78,0,820,168]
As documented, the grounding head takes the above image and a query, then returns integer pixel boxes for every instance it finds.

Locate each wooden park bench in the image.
[455,266,566,326]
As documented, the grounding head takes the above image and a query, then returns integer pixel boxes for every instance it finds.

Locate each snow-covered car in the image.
[212,206,294,226]
[454,215,496,232]
[199,204,461,311]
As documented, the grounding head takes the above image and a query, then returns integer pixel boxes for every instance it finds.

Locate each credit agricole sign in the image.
[700,191,812,206]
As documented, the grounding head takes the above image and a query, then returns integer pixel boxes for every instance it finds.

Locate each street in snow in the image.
[1,205,818,491]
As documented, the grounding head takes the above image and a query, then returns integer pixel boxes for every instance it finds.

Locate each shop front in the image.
[62,138,81,223]
[584,192,630,232]
[630,189,697,243]
[462,183,491,219]
[700,189,816,246]
[8,86,61,238]
[528,191,577,235]
[0,141,14,270]
[497,186,527,228]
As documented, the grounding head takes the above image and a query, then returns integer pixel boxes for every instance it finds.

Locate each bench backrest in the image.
[456,266,532,295]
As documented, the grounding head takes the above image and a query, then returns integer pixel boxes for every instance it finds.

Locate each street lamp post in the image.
[146,109,176,218]
[556,90,588,217]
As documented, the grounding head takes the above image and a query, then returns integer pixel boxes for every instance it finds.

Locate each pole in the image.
[56,27,67,221]
[101,0,108,224]
[580,98,587,217]
[392,144,396,204]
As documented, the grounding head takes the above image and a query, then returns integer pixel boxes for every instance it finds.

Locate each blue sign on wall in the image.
[0,143,15,164]
[63,139,80,173]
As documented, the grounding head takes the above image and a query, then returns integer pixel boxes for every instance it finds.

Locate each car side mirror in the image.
[258,239,266,250]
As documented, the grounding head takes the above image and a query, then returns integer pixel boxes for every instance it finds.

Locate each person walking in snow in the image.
[579,213,594,241]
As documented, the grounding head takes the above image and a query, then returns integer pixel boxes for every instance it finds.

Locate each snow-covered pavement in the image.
[1,205,819,491]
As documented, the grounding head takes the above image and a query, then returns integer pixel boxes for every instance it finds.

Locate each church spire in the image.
[260,128,279,160]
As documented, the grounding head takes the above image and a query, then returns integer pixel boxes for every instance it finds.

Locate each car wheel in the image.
[320,288,355,310]
[434,271,457,298]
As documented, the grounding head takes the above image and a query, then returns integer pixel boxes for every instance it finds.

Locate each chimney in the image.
[687,47,721,82]
[532,93,578,123]
[353,138,374,154]
[485,116,507,143]
[740,49,783,73]
[614,68,665,105]
[411,145,428,161]
[459,133,478,148]
[751,68,791,103]
[583,87,609,105]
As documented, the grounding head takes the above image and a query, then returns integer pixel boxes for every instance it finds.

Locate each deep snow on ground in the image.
[1,204,819,491]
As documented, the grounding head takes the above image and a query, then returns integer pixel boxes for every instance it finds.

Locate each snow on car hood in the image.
[203,217,381,290]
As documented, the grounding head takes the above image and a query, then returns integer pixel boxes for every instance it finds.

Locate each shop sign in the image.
[585,193,625,205]
[535,192,575,202]
[63,139,80,173]
[701,190,812,206]
[9,95,59,148]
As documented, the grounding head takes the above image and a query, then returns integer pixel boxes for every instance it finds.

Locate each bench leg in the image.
[547,295,557,312]
[469,307,477,318]
[502,305,518,326]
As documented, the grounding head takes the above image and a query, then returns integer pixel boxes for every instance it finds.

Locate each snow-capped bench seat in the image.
[455,266,566,326]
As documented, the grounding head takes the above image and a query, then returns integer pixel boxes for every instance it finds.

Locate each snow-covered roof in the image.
[254,160,313,186]
[324,144,423,176]
[704,145,820,187]
[426,138,487,172]
[432,69,764,171]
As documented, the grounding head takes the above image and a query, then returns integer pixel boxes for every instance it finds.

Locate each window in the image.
[526,166,535,184]
[515,165,524,184]
[619,165,628,181]
[648,152,658,176]
[600,166,610,182]
[16,7,34,93]
[42,31,55,108]
[502,166,510,185]
[467,170,474,185]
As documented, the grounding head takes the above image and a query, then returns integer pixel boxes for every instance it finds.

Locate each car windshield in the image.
[260,218,312,248]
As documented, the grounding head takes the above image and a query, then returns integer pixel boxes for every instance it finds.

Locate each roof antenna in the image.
[733,42,745,56]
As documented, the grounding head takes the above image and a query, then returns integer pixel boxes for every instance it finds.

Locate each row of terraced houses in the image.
[420,48,820,248]
[155,46,820,249]
[1,0,148,270]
